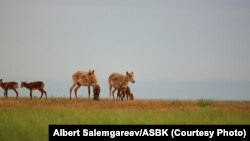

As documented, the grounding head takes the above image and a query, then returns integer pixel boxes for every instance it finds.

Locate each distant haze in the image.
[0,0,250,100]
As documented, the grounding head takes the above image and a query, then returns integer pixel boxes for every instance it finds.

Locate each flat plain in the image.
[0,97,250,141]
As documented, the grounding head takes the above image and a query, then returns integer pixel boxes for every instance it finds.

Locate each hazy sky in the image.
[0,0,250,100]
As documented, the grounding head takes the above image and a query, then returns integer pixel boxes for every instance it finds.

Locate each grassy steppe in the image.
[0,98,250,141]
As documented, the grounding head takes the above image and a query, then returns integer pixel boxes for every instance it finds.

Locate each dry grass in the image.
[0,97,249,112]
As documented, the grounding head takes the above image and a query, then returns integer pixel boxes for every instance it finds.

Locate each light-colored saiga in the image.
[108,71,135,100]
[21,81,47,99]
[0,79,19,99]
[69,69,97,100]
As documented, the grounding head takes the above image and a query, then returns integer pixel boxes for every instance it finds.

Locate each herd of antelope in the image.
[0,70,135,101]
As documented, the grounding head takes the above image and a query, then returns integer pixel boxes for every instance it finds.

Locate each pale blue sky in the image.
[0,0,250,100]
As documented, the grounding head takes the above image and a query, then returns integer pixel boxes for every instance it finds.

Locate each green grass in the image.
[0,98,250,141]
